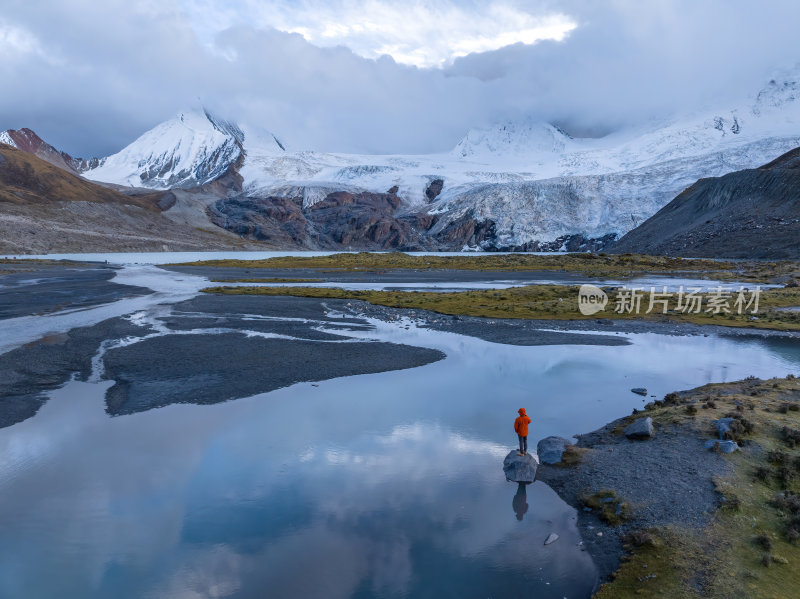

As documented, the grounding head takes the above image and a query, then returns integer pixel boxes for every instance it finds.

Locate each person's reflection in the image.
[512,483,529,521]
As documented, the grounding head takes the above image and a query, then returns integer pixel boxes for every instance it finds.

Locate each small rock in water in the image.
[503,450,539,483]
[631,388,648,396]
[624,417,654,440]
[544,533,559,545]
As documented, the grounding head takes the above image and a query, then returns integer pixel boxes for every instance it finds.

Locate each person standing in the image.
[514,408,531,456]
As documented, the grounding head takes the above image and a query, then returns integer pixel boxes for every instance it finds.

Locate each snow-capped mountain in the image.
[83,109,284,189]
[69,67,800,249]
[451,121,572,158]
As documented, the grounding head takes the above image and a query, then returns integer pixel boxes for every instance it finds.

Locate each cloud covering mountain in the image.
[2,0,799,158]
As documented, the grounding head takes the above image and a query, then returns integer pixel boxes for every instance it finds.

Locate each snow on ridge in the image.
[0,131,15,147]
[83,108,243,188]
[82,108,286,189]
[74,67,800,248]
[81,68,800,197]
[452,120,572,159]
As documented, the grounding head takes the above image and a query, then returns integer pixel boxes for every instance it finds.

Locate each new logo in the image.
[578,284,608,315]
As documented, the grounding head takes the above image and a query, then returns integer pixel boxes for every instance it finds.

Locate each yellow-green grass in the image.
[168,252,800,284]
[595,376,800,598]
[582,489,632,525]
[202,284,800,331]
[0,258,76,264]
[555,444,591,468]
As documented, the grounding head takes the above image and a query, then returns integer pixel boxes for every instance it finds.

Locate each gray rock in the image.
[537,436,573,464]
[624,417,654,440]
[704,439,739,453]
[503,450,539,483]
[544,533,559,545]
[715,417,735,439]
[631,387,648,396]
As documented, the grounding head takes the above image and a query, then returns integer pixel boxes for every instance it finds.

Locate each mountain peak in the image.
[0,127,99,174]
[83,110,244,189]
[452,120,571,159]
[752,64,800,117]
[82,109,286,189]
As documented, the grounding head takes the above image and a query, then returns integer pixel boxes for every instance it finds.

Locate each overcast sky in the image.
[1,0,799,157]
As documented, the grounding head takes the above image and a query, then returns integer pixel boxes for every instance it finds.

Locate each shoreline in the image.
[539,375,800,598]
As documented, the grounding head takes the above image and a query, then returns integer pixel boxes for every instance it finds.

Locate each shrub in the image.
[773,492,800,514]
[788,527,800,544]
[778,466,796,486]
[755,534,773,551]
[767,450,791,466]
[720,492,741,511]
[783,427,800,448]
[724,416,755,441]
[624,529,659,548]
[754,466,771,483]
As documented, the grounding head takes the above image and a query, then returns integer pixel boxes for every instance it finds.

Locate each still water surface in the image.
[1,308,799,598]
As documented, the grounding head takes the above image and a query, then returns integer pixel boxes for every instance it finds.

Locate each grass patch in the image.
[581,489,632,525]
[168,251,800,284]
[201,283,800,331]
[555,444,591,468]
[594,527,708,598]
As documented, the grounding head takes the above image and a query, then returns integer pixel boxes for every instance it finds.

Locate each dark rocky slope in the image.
[610,147,800,259]
[207,190,502,250]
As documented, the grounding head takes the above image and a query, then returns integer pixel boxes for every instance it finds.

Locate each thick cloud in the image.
[0,0,798,157]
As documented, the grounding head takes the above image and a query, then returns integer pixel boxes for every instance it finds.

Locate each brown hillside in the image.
[0,143,168,210]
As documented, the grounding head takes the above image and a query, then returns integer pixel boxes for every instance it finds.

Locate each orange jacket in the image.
[514,408,531,437]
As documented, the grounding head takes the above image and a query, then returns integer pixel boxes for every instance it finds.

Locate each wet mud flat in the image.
[0,260,151,319]
[0,293,444,429]
[347,299,800,345]
[101,294,445,415]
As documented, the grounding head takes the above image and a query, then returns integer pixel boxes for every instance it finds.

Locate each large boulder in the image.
[704,439,739,453]
[624,417,654,440]
[503,450,539,483]
[715,417,735,439]
[537,436,573,464]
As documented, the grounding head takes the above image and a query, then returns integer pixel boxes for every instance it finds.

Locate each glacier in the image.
[75,69,800,249]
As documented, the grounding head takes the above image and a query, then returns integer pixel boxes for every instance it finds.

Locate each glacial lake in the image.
[0,262,798,598]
